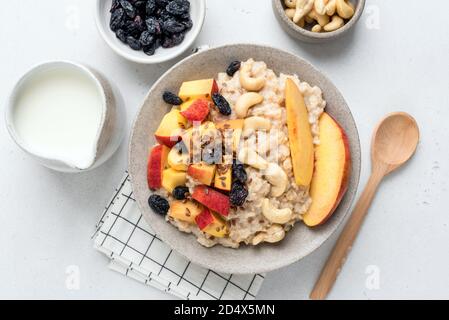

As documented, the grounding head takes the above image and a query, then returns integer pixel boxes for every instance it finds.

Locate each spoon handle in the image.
[310,168,385,300]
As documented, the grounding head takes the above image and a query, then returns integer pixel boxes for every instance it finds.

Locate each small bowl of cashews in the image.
[273,0,366,43]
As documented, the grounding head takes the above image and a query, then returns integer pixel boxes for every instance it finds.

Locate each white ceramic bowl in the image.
[5,61,125,173]
[95,0,206,64]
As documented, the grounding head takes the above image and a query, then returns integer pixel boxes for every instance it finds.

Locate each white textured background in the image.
[0,0,448,299]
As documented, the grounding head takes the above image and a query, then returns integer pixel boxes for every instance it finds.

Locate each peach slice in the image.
[214,165,232,191]
[169,200,203,224]
[285,78,314,187]
[167,143,190,171]
[162,168,187,193]
[192,185,230,217]
[180,98,210,123]
[303,113,351,227]
[180,99,195,112]
[178,79,219,101]
[155,109,187,148]
[216,119,244,152]
[195,208,229,238]
[187,163,216,186]
[147,144,170,190]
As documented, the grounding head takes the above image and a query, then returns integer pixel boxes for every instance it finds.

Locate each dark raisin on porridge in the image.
[230,181,248,206]
[162,91,183,105]
[212,93,232,116]
[148,195,170,215]
[232,161,247,184]
[226,60,241,77]
[172,186,189,200]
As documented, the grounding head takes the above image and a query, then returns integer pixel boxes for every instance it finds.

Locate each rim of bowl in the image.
[128,43,361,274]
[94,0,206,64]
[273,0,366,40]
[5,60,107,170]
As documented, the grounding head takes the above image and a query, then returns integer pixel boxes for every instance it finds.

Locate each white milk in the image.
[12,66,104,169]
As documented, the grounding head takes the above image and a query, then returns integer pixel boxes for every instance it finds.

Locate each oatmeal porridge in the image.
[147,58,332,248]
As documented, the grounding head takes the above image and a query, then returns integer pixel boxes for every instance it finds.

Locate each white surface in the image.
[0,0,447,299]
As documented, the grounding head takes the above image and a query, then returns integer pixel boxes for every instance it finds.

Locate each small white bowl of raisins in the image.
[95,0,206,64]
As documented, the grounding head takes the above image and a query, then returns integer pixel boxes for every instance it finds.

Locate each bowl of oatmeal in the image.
[129,44,361,274]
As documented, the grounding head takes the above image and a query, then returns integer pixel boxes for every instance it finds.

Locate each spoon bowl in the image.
[372,112,420,174]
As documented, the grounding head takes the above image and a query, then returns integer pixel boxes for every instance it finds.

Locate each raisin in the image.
[232,161,247,184]
[166,0,190,16]
[163,91,183,105]
[116,29,127,43]
[212,93,232,116]
[109,0,190,54]
[230,182,248,206]
[146,17,161,34]
[148,195,170,215]
[123,20,141,37]
[172,186,190,200]
[126,36,142,50]
[146,0,157,15]
[226,61,241,77]
[139,31,154,46]
[162,19,185,34]
[181,18,193,30]
[144,38,161,55]
[134,15,146,32]
[143,45,156,56]
[171,32,185,46]
[119,0,136,18]
[134,1,147,15]
[110,0,120,13]
[156,0,170,8]
[110,8,125,31]
[158,9,173,21]
[161,36,175,48]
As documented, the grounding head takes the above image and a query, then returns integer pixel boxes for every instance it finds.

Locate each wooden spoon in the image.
[310,112,420,300]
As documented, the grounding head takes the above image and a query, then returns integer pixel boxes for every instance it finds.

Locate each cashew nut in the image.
[308,9,330,26]
[325,0,336,15]
[243,116,271,137]
[347,0,355,11]
[264,225,286,243]
[297,18,305,28]
[324,15,344,31]
[336,0,354,19]
[311,24,322,32]
[252,225,286,245]
[314,0,328,15]
[239,63,266,92]
[284,0,296,9]
[285,8,296,19]
[264,163,288,197]
[235,92,264,118]
[238,147,268,170]
[262,199,293,224]
[305,15,314,24]
[293,0,314,23]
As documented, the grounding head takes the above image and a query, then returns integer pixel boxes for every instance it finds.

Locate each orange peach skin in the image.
[303,113,351,227]
[147,144,169,189]
[285,78,314,187]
